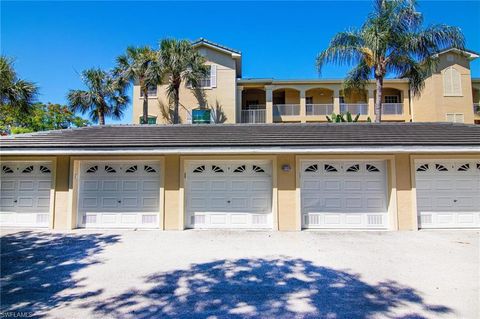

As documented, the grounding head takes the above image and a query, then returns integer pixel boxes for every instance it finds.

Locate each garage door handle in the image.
[118,200,122,203]
[13,200,17,203]
[227,200,231,203]
[453,200,457,203]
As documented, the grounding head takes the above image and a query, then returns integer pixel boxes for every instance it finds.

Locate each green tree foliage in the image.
[326,111,372,123]
[158,39,209,124]
[115,47,162,124]
[1,103,89,134]
[0,56,38,114]
[317,0,465,122]
[68,68,129,125]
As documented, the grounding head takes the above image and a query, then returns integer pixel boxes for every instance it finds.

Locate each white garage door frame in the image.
[181,157,277,230]
[412,156,480,229]
[72,157,164,230]
[296,156,397,231]
[0,158,56,228]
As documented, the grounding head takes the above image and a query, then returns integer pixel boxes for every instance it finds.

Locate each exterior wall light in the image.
[282,164,291,172]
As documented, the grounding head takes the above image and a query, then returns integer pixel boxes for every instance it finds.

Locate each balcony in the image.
[474,103,480,115]
[340,103,369,115]
[274,104,300,116]
[241,108,266,124]
[382,103,404,115]
[306,104,334,116]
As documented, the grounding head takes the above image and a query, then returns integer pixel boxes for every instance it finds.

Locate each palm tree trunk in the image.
[374,76,384,123]
[142,87,148,124]
[98,110,105,125]
[173,86,180,124]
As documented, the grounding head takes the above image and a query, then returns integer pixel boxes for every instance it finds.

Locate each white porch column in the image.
[368,87,375,120]
[266,85,273,123]
[300,89,306,122]
[236,86,243,123]
[333,88,340,114]
[402,89,410,120]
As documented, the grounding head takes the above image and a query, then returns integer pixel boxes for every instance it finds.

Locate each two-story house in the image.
[133,38,480,125]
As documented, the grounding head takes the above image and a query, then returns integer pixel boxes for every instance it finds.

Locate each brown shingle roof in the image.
[1,123,480,150]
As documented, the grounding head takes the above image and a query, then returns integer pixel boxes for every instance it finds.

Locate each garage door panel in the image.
[18,181,34,191]
[37,197,50,208]
[0,162,52,227]
[416,160,480,229]
[344,181,362,191]
[123,181,139,191]
[78,161,161,228]
[142,197,158,208]
[186,161,273,229]
[301,160,388,229]
[102,181,118,191]
[324,180,341,191]
[252,180,270,191]
[345,197,362,209]
[210,181,227,191]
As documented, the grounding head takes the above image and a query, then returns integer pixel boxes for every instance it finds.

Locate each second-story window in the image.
[443,67,462,97]
[195,65,217,89]
[140,85,157,98]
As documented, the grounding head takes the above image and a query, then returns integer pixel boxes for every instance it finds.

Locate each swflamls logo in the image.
[0,312,34,318]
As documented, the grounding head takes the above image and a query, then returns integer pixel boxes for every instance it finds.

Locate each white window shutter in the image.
[455,113,464,123]
[443,68,453,96]
[451,69,461,96]
[443,67,462,96]
[446,113,454,122]
[210,65,217,88]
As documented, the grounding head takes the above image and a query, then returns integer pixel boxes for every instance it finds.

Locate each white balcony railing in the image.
[382,103,404,115]
[273,104,300,116]
[306,104,334,116]
[474,103,480,115]
[241,109,266,123]
[340,103,369,115]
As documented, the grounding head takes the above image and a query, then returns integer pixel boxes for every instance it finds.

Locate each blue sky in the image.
[2,1,480,124]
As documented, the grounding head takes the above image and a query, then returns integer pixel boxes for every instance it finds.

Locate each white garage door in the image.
[186,161,272,229]
[415,160,480,229]
[77,161,161,228]
[0,162,52,227]
[301,160,388,229]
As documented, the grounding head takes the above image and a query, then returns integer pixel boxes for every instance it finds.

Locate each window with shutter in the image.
[194,65,216,88]
[210,64,217,88]
[443,67,462,96]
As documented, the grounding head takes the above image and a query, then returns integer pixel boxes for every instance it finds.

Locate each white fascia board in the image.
[1,146,480,155]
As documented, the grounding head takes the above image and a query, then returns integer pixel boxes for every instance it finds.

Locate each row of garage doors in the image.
[1,159,479,229]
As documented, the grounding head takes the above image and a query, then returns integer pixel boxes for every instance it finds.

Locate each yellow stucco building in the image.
[132,39,480,125]
[1,39,479,232]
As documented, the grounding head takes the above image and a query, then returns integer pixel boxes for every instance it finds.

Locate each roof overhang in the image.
[433,48,480,60]
[192,38,242,77]
[2,145,480,156]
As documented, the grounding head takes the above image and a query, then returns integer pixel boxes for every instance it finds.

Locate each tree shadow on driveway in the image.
[1,231,120,317]
[89,258,452,319]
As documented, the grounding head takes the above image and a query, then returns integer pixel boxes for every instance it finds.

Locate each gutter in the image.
[1,146,480,156]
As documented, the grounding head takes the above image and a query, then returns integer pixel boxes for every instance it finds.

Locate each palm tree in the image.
[316,0,465,122]
[115,46,162,124]
[67,68,129,125]
[0,56,38,113]
[158,39,209,124]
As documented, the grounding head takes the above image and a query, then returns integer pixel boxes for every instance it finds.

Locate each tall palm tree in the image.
[115,46,162,124]
[0,56,38,113]
[67,68,129,125]
[316,0,465,122]
[158,39,209,124]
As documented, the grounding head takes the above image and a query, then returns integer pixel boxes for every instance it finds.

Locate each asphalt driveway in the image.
[1,229,478,319]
